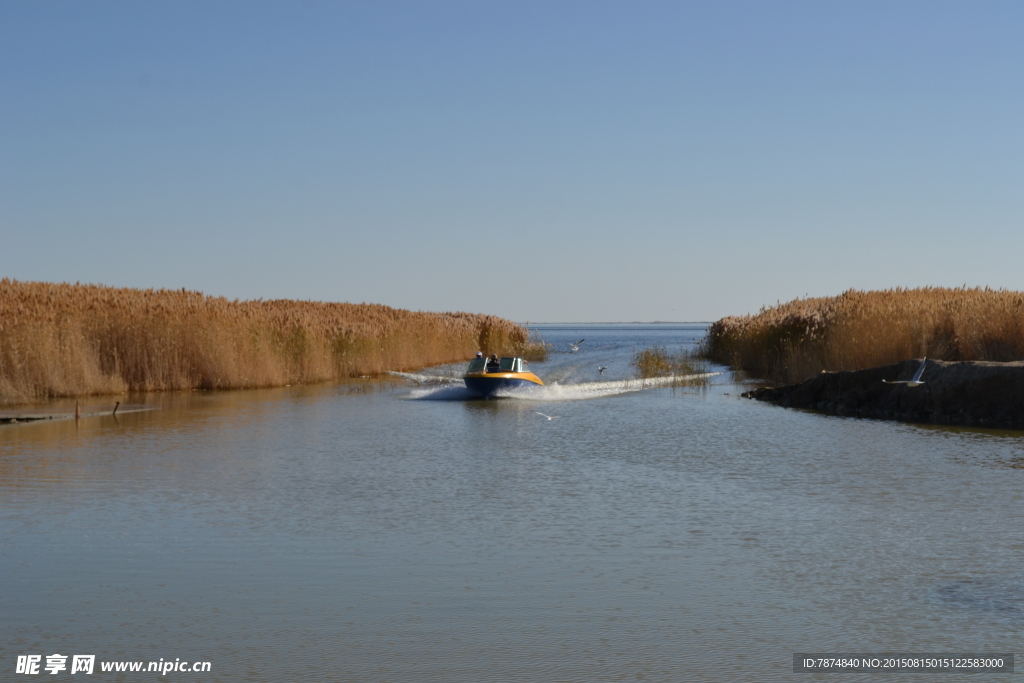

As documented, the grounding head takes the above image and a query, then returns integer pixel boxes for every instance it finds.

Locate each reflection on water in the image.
[935,577,1024,620]
[2,325,1023,681]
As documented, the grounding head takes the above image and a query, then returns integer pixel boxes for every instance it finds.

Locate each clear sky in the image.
[2,2,1023,322]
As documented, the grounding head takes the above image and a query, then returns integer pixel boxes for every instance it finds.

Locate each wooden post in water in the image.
[113,401,120,416]
[75,400,80,420]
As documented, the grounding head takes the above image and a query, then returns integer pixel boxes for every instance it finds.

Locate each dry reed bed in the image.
[0,279,531,405]
[630,346,710,386]
[705,287,1024,384]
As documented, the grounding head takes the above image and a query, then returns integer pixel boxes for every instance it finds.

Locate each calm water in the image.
[2,324,1023,681]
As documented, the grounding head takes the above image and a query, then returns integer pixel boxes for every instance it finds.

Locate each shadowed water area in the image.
[1,324,1022,681]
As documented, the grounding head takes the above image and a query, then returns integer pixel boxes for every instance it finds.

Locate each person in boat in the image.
[476,351,484,359]
[487,354,500,372]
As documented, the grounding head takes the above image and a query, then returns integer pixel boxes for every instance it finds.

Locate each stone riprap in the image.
[742,358,1024,429]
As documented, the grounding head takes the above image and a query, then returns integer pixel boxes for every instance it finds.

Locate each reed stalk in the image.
[518,328,549,362]
[631,346,710,386]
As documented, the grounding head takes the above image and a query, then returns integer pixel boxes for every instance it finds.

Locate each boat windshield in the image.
[467,357,528,373]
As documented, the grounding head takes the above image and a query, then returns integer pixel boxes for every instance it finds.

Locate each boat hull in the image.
[463,373,543,398]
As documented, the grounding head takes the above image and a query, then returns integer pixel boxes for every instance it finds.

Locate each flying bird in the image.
[535,411,560,420]
[568,339,585,352]
[598,366,608,374]
[882,358,927,387]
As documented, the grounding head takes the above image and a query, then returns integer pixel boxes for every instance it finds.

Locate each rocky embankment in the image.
[742,358,1024,429]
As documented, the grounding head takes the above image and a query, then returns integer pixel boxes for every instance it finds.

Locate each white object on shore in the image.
[883,358,927,387]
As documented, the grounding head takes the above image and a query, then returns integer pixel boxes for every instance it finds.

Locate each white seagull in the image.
[598,366,608,374]
[568,339,585,352]
[882,358,927,387]
[535,411,560,420]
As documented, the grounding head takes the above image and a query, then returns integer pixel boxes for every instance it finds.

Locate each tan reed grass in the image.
[519,329,549,362]
[631,346,710,386]
[704,287,1024,384]
[0,279,531,406]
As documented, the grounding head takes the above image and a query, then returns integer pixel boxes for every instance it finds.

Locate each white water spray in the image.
[395,372,722,401]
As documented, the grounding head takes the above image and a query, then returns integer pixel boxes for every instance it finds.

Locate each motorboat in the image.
[463,356,543,398]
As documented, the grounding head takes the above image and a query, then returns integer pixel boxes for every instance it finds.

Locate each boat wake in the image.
[388,371,462,385]
[397,372,722,401]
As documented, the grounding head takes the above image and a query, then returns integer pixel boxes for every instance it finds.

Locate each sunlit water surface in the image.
[2,324,1023,681]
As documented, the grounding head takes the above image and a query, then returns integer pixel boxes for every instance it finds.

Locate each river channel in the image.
[2,324,1022,681]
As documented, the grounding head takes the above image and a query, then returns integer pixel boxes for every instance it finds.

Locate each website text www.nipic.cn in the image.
[16,655,211,675]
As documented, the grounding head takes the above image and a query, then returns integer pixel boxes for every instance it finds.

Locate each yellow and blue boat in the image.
[463,356,544,398]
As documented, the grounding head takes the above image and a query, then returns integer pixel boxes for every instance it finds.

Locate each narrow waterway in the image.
[2,325,1022,681]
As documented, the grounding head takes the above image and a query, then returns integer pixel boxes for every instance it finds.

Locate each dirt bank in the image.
[742,358,1024,429]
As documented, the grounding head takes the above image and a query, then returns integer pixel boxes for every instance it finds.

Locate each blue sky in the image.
[2,2,1023,321]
